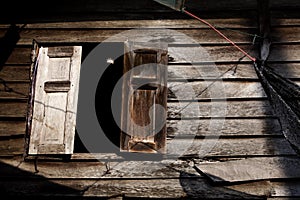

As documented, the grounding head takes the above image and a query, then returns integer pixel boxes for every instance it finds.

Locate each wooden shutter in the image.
[27,46,82,155]
[121,42,168,153]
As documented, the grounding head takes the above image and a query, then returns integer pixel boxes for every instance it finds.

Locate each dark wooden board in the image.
[269,45,300,62]
[0,82,29,98]
[0,101,27,116]
[0,121,26,136]
[0,65,30,81]
[5,47,31,65]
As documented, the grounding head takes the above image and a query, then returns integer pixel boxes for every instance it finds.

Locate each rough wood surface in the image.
[269,45,300,62]
[0,178,265,199]
[0,101,27,116]
[5,47,31,65]
[167,138,296,158]
[0,82,29,98]
[0,29,256,45]
[167,100,274,118]
[195,157,300,183]
[0,121,26,136]
[0,65,30,81]
[168,81,267,100]
[167,118,282,136]
[2,19,257,29]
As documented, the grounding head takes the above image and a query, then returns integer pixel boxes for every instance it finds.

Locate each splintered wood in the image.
[121,42,168,153]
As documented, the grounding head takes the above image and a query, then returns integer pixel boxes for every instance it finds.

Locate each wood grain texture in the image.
[167,100,274,118]
[167,118,282,136]
[0,65,30,81]
[195,157,300,183]
[167,138,296,157]
[269,44,300,62]
[0,82,29,98]
[0,101,27,117]
[0,121,26,136]
[168,81,267,100]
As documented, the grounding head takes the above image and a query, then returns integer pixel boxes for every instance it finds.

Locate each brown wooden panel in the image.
[271,18,300,26]
[11,19,257,29]
[167,118,282,136]
[271,27,300,43]
[0,138,24,155]
[168,81,267,100]
[168,64,259,80]
[0,82,29,98]
[0,101,27,116]
[168,45,259,63]
[167,138,297,157]
[0,28,256,45]
[0,65,30,81]
[0,121,26,136]
[5,47,31,64]
[195,157,300,183]
[167,100,274,118]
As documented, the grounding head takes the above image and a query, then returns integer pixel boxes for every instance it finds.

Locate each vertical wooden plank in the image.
[27,45,82,155]
[121,42,168,154]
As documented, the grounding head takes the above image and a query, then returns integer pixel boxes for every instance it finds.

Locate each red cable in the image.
[183,9,257,62]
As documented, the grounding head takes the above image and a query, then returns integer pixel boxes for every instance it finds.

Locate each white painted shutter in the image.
[28,46,82,155]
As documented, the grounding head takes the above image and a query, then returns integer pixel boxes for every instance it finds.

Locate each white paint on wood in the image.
[28,46,82,155]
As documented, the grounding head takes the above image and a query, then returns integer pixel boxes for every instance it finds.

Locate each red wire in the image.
[183,9,257,62]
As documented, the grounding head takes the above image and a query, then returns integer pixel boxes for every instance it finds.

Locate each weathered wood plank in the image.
[168,81,267,100]
[5,47,31,64]
[167,118,282,136]
[167,100,274,118]
[1,19,257,29]
[195,157,300,183]
[269,45,300,62]
[167,138,296,158]
[271,18,300,26]
[0,65,30,81]
[0,138,24,155]
[268,63,300,79]
[0,102,27,116]
[271,27,300,43]
[0,28,256,45]
[271,181,300,197]
[0,82,29,98]
[168,64,259,80]
[0,179,265,199]
[0,121,26,136]
[168,45,259,63]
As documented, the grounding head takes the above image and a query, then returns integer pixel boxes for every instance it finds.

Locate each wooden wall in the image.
[0,0,300,198]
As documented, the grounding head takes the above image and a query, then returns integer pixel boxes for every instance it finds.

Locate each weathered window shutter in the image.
[121,42,168,153]
[27,45,82,155]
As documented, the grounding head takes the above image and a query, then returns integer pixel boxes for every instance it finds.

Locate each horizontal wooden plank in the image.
[0,138,24,155]
[0,101,27,117]
[5,19,257,29]
[168,64,259,80]
[0,178,265,199]
[271,18,300,26]
[0,28,256,45]
[168,45,259,63]
[0,65,30,81]
[0,157,200,179]
[0,82,30,98]
[268,63,300,79]
[269,45,300,62]
[167,138,296,158]
[5,47,31,65]
[0,121,26,136]
[168,81,266,100]
[167,118,282,137]
[271,27,300,43]
[195,157,300,183]
[271,181,300,197]
[167,100,274,118]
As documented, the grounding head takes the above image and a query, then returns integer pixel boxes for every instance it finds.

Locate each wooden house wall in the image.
[0,0,299,199]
